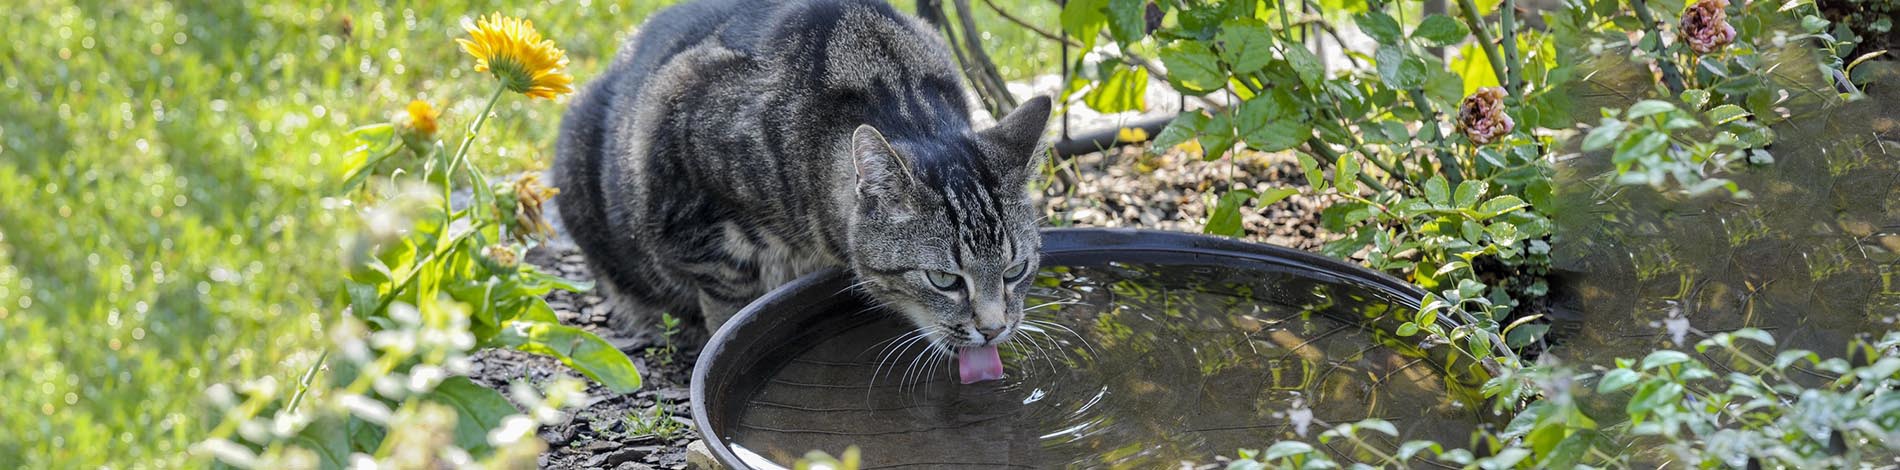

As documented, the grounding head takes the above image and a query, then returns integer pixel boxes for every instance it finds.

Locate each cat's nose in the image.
[978,326,1006,342]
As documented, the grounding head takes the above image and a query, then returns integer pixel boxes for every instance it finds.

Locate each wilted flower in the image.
[1457,87,1515,145]
[457,13,574,99]
[1680,0,1735,54]
[480,243,521,273]
[501,173,559,243]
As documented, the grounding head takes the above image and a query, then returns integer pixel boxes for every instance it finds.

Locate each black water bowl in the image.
[691,228,1488,468]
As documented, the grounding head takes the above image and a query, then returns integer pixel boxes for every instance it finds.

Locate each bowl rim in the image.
[689,228,1427,469]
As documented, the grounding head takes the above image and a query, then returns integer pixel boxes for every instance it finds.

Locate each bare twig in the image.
[979,0,1081,47]
[952,0,1020,111]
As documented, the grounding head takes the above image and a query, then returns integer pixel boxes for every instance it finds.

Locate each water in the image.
[725,263,1485,468]
[1545,58,1900,365]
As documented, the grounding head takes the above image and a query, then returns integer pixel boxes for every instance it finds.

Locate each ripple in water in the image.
[728,263,1484,468]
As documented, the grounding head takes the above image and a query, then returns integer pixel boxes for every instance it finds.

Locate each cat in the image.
[553,0,1052,367]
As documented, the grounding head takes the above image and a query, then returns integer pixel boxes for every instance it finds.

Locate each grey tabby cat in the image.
[553,0,1052,373]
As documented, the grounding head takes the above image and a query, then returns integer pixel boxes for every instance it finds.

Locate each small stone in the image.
[685,440,722,470]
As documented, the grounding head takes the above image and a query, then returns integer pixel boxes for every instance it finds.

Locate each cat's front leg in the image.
[695,290,750,333]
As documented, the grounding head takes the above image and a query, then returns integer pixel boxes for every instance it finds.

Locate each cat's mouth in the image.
[926,324,1011,384]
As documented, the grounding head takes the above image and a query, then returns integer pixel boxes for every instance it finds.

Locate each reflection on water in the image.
[728,263,1484,468]
[1549,59,1900,364]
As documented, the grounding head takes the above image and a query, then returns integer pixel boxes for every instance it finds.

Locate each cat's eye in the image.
[1002,261,1030,282]
[924,270,963,290]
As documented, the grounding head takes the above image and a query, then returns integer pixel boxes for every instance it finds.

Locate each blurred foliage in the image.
[0,0,1055,467]
[1232,329,1900,468]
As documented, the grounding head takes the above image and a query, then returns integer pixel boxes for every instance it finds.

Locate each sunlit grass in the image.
[0,0,1059,466]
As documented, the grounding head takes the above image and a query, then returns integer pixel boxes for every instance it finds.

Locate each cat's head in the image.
[845,96,1052,353]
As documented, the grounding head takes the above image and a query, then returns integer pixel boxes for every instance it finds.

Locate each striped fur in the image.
[554,0,1051,352]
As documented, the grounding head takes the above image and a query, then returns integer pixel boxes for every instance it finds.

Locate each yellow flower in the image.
[457,13,574,100]
[397,100,439,138]
[1118,127,1150,143]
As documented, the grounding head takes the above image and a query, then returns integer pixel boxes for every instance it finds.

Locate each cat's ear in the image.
[852,124,915,218]
[979,96,1053,173]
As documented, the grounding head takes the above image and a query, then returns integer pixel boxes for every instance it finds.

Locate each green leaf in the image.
[1597,368,1641,393]
[1085,66,1150,113]
[1107,0,1149,45]
[1298,152,1325,190]
[424,376,520,457]
[1217,18,1275,73]
[1397,441,1442,460]
[1205,189,1257,237]
[1582,119,1625,152]
[1680,88,1711,109]
[1356,10,1402,44]
[1727,328,1774,346]
[1504,323,1547,348]
[1257,187,1300,207]
[1626,381,1684,415]
[1397,322,1420,336]
[1773,350,1819,370]
[1424,68,1465,108]
[1475,195,1529,218]
[1358,419,1399,436]
[1320,202,1375,232]
[1334,154,1361,193]
[1376,46,1427,89]
[1704,104,1751,126]
[1262,441,1315,460]
[1159,42,1227,93]
[1423,175,1451,207]
[1244,120,1312,153]
[494,321,643,393]
[1282,43,1324,87]
[1199,113,1238,160]
[1639,350,1692,370]
[1624,100,1678,119]
[1452,180,1487,208]
[1412,15,1469,46]
[1150,112,1210,154]
[1061,0,1109,44]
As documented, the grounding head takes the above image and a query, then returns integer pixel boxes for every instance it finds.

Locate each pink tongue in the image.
[956,345,1004,384]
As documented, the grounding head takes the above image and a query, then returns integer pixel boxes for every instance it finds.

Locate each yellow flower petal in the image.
[458,13,574,100]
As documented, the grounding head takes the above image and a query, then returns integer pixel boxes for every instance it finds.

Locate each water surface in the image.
[727,263,1484,468]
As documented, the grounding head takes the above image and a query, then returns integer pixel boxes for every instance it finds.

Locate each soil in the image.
[464,143,1334,468]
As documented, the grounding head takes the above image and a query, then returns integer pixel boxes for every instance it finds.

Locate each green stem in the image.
[1306,138,1392,193]
[1500,0,1523,94]
[285,349,328,412]
[444,84,509,214]
[1455,0,1515,100]
[1630,0,1687,94]
[1404,89,1463,184]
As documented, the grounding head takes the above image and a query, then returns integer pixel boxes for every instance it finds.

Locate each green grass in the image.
[0,0,1058,466]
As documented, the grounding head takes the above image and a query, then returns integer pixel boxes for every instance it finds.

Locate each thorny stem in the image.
[1630,0,1687,94]
[1501,0,1523,94]
[1456,0,1516,100]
